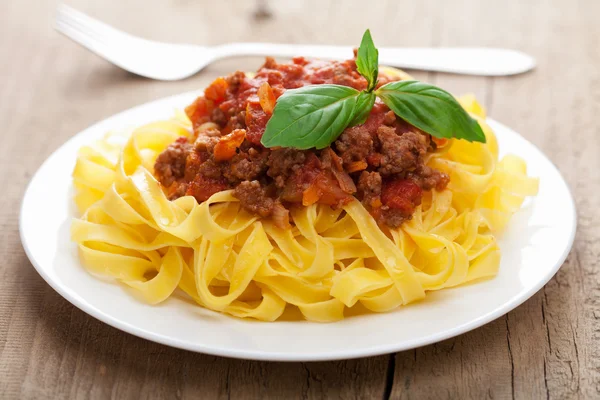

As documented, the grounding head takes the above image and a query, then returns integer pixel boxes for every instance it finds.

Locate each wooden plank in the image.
[1,0,388,399]
[391,0,600,399]
[490,1,600,398]
[0,0,597,399]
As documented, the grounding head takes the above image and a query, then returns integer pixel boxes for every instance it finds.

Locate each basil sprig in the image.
[260,30,486,150]
[355,29,379,91]
[375,81,486,143]
[349,91,376,126]
[260,85,366,150]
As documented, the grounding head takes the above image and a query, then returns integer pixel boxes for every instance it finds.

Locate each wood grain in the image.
[0,0,597,399]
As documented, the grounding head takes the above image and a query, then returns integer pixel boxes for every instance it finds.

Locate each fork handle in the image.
[213,43,535,76]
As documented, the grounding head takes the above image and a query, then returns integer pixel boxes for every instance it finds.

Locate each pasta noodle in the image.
[71,96,538,322]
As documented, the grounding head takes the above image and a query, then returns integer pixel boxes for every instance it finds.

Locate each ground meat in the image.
[377,127,428,176]
[154,57,452,229]
[228,109,247,130]
[167,181,188,200]
[267,148,306,188]
[224,147,269,182]
[226,114,246,131]
[211,107,228,127]
[335,126,373,165]
[197,158,223,179]
[408,165,450,191]
[193,133,219,153]
[236,110,246,126]
[380,208,408,228]
[357,171,382,207]
[226,71,246,93]
[154,138,191,187]
[233,180,275,217]
[319,147,344,171]
[184,150,207,182]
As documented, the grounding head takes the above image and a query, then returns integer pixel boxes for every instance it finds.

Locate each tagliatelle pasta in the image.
[70,93,538,322]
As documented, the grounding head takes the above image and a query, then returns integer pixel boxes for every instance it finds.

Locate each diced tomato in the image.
[257,82,276,114]
[381,179,423,215]
[314,174,352,206]
[277,63,304,79]
[185,97,210,127]
[300,173,352,207]
[265,70,284,86]
[281,155,320,203]
[245,101,270,145]
[302,181,321,206]
[361,102,388,135]
[292,56,309,66]
[204,77,229,103]
[366,153,382,167]
[186,174,228,203]
[293,154,352,207]
[213,129,246,161]
[346,160,368,173]
[370,205,382,220]
[219,99,236,114]
[271,86,285,99]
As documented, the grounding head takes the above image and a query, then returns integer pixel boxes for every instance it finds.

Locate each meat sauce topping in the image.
[154,56,449,229]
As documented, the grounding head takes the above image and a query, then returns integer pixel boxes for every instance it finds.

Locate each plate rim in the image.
[19,91,577,362]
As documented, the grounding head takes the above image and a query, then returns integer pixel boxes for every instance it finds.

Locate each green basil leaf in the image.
[349,91,376,126]
[376,80,486,143]
[356,29,379,92]
[261,84,365,150]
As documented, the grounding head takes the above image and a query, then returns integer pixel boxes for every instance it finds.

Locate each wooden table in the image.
[1,0,598,398]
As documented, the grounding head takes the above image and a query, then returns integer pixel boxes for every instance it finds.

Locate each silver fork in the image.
[55,3,536,81]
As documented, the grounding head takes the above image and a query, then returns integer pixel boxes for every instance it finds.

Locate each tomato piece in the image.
[204,77,229,103]
[245,101,269,145]
[185,97,210,127]
[346,160,368,173]
[366,153,382,167]
[213,129,246,161]
[381,179,422,215]
[257,82,276,114]
[186,174,228,203]
[314,173,352,206]
[302,181,321,206]
[361,102,387,135]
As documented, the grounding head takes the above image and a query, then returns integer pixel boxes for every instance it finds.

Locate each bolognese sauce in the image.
[154,56,449,228]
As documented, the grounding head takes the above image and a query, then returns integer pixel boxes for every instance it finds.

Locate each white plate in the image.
[20,91,576,361]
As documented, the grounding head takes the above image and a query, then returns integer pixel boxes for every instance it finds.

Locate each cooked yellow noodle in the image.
[71,96,538,322]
